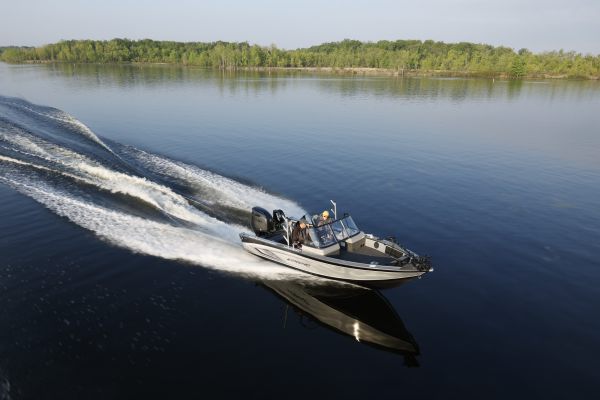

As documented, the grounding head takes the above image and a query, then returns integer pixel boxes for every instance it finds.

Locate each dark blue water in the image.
[1,63,600,399]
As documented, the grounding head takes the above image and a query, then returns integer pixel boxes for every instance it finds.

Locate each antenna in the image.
[330,200,337,220]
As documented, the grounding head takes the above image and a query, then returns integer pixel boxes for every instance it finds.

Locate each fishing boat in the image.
[240,201,432,287]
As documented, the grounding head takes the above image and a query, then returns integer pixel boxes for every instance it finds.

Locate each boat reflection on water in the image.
[260,279,420,367]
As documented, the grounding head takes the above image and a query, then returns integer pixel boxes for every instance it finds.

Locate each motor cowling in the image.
[251,207,273,236]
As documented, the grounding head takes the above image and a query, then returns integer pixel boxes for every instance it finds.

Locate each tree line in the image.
[1,38,599,79]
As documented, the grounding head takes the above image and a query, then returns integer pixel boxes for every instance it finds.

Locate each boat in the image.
[262,279,420,366]
[239,200,432,287]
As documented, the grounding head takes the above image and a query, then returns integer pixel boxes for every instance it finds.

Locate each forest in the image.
[1,39,599,79]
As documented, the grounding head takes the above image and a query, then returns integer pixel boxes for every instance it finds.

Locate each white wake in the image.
[0,105,317,281]
[0,173,304,280]
[0,97,116,155]
[124,147,307,217]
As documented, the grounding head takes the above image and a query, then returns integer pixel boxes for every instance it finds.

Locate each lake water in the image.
[1,63,599,399]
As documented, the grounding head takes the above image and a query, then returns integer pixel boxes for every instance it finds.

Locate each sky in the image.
[1,0,599,54]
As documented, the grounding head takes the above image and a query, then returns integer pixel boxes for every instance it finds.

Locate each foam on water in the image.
[0,173,303,280]
[0,96,314,282]
[0,128,244,238]
[0,96,115,155]
[124,147,308,217]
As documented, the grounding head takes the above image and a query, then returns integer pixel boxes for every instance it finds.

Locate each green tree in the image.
[510,56,527,78]
[1,38,598,79]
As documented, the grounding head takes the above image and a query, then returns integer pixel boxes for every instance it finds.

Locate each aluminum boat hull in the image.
[240,233,428,286]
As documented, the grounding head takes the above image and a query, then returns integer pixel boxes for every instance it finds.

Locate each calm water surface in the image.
[1,63,599,399]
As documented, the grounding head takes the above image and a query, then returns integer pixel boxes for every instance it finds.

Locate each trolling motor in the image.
[414,255,433,271]
[384,235,432,271]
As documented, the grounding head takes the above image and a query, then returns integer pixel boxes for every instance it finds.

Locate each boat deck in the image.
[260,231,399,265]
[333,246,397,265]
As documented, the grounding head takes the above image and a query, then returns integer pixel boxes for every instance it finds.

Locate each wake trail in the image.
[0,96,116,156]
[0,174,301,279]
[121,146,307,217]
[0,96,314,282]
[0,129,238,234]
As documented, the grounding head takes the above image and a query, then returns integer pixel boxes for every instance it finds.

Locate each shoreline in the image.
[7,61,599,80]
[237,66,597,80]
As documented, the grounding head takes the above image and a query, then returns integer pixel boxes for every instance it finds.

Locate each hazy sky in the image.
[2,0,599,54]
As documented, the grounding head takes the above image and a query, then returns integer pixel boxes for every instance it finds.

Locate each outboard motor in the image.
[251,207,273,237]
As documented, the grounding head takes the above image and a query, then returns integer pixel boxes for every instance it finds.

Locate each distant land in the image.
[1,39,599,79]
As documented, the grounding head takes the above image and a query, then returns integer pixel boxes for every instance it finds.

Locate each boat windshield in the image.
[301,215,360,247]
[306,224,337,248]
[340,216,360,236]
[330,216,360,240]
